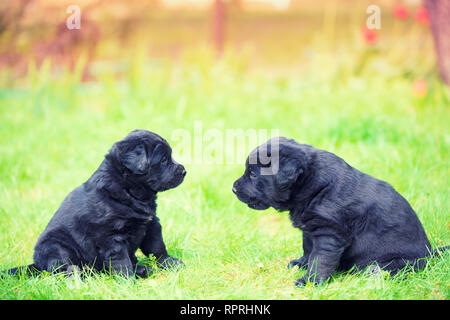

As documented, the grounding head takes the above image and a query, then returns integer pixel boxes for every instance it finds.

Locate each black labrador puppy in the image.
[6,129,185,278]
[233,137,447,286]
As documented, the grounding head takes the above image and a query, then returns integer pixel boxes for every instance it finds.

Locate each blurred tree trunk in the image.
[212,0,225,58]
[425,0,450,86]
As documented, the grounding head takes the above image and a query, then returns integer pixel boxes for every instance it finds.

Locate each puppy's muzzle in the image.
[177,165,186,178]
[232,181,239,194]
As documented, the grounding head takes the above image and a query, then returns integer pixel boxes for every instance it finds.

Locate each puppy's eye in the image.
[135,145,144,154]
[249,168,257,178]
[161,156,168,165]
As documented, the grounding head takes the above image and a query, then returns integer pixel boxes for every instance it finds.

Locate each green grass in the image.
[0,47,449,299]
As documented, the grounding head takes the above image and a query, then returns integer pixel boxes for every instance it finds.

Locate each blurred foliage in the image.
[0,0,439,87]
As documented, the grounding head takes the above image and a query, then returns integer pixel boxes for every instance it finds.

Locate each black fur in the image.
[233,137,447,286]
[5,129,186,278]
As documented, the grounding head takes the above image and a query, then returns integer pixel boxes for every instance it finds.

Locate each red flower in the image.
[412,79,427,97]
[414,6,430,25]
[393,4,409,20]
[361,27,379,46]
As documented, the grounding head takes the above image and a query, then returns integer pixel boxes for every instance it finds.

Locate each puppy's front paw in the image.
[295,275,327,287]
[157,256,184,270]
[295,276,308,287]
[135,265,153,278]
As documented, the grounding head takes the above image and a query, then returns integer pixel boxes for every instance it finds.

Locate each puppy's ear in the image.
[121,144,148,175]
[275,152,304,202]
[276,159,303,191]
[148,143,165,166]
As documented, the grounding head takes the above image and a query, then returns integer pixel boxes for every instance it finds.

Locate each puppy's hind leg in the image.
[102,239,135,278]
[37,244,79,275]
[288,256,309,269]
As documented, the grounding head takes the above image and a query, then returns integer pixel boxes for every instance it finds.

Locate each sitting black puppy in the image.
[233,137,447,286]
[6,129,186,278]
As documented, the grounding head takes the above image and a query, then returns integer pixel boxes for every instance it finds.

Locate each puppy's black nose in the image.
[182,169,187,177]
[232,181,238,194]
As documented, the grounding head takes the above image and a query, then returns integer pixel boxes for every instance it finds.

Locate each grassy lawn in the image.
[0,47,449,299]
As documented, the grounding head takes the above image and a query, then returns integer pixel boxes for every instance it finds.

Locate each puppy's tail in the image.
[385,246,449,275]
[1,264,40,278]
[432,246,450,257]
